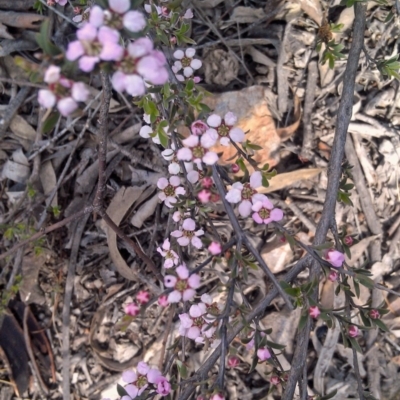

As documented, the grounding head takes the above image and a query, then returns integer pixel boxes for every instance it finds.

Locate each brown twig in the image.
[282,3,367,399]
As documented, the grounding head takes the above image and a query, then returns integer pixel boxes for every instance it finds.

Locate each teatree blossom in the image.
[164,264,201,302]
[66,23,123,72]
[172,48,202,81]
[136,290,150,304]
[171,218,204,248]
[89,0,147,33]
[257,347,271,361]
[177,134,218,166]
[198,189,211,203]
[157,238,179,269]
[207,112,245,146]
[324,249,345,268]
[208,241,222,255]
[328,270,338,282]
[121,362,170,398]
[157,175,186,208]
[191,120,208,135]
[38,65,90,117]
[111,37,168,96]
[252,197,283,225]
[124,302,140,316]
[225,171,267,217]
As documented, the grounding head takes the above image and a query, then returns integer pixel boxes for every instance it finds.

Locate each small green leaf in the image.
[43,112,60,134]
[349,337,363,353]
[117,384,129,397]
[372,318,390,332]
[298,313,309,331]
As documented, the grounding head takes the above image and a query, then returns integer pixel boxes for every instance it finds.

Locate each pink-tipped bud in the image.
[328,271,339,282]
[270,376,280,386]
[124,302,140,316]
[344,236,354,246]
[136,290,150,305]
[231,163,240,173]
[201,176,213,189]
[257,347,271,361]
[279,235,287,243]
[208,241,222,255]
[191,120,208,135]
[170,36,177,44]
[309,306,321,319]
[348,325,359,338]
[73,6,81,14]
[210,193,220,202]
[158,295,169,307]
[227,356,240,368]
[369,309,380,319]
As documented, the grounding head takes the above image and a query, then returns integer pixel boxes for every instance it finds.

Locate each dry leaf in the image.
[202,49,239,87]
[229,6,266,24]
[0,11,47,29]
[297,0,322,25]
[39,160,57,207]
[258,168,323,193]
[345,235,380,267]
[246,46,276,67]
[261,238,293,274]
[131,192,158,228]
[0,22,13,39]
[1,159,30,183]
[10,115,36,141]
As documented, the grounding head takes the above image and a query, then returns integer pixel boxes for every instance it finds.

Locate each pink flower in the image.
[164,264,201,303]
[125,302,140,316]
[225,171,267,217]
[309,306,320,319]
[344,236,354,246]
[191,120,208,135]
[270,376,280,386]
[369,309,380,319]
[198,189,211,203]
[207,112,245,146]
[227,356,240,368]
[44,65,61,83]
[66,24,123,72]
[324,249,345,268]
[183,8,193,18]
[136,290,150,305]
[171,218,204,248]
[208,242,222,255]
[348,325,359,338]
[158,295,169,307]
[257,347,271,361]
[172,48,202,81]
[210,393,225,400]
[111,37,168,95]
[252,197,283,225]
[177,134,218,166]
[328,271,338,282]
[157,239,179,269]
[155,376,171,396]
[157,176,186,208]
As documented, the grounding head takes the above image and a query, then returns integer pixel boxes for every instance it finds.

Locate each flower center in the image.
[181,56,191,68]
[50,82,70,98]
[192,146,205,159]
[136,376,148,388]
[119,55,137,74]
[183,230,194,239]
[241,184,256,200]
[193,317,204,327]
[258,208,270,219]
[176,279,188,292]
[165,250,174,259]
[217,124,230,137]
[164,184,175,197]
[82,40,102,57]
[105,11,123,30]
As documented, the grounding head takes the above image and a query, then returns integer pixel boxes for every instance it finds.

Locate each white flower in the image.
[207,112,245,146]
[172,48,202,79]
[157,175,186,207]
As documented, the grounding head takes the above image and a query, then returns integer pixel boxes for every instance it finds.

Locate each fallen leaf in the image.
[345,235,380,267]
[0,11,47,29]
[297,0,322,25]
[229,6,266,23]
[0,22,13,39]
[131,192,158,228]
[1,160,30,183]
[39,160,57,207]
[9,115,36,141]
[246,46,276,68]
[257,168,323,193]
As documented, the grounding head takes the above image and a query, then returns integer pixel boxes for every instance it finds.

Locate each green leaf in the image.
[298,313,309,331]
[176,360,188,378]
[349,337,363,353]
[42,112,60,134]
[266,340,286,350]
[117,384,129,397]
[35,20,62,56]
[321,389,338,399]
[372,318,390,332]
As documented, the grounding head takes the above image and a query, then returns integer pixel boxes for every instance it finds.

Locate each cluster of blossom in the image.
[107,361,171,400]
[124,290,151,317]
[172,49,202,82]
[178,293,221,346]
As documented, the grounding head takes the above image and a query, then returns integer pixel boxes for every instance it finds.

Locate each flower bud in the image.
[136,290,150,304]
[201,176,213,189]
[344,236,354,246]
[257,347,271,361]
[158,295,169,307]
[208,241,222,255]
[231,163,240,173]
[328,271,338,282]
[124,302,140,316]
[227,356,240,368]
[210,393,225,400]
[309,306,321,319]
[270,376,280,386]
[369,309,380,319]
[324,249,345,268]
[348,325,359,338]
[198,189,211,203]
